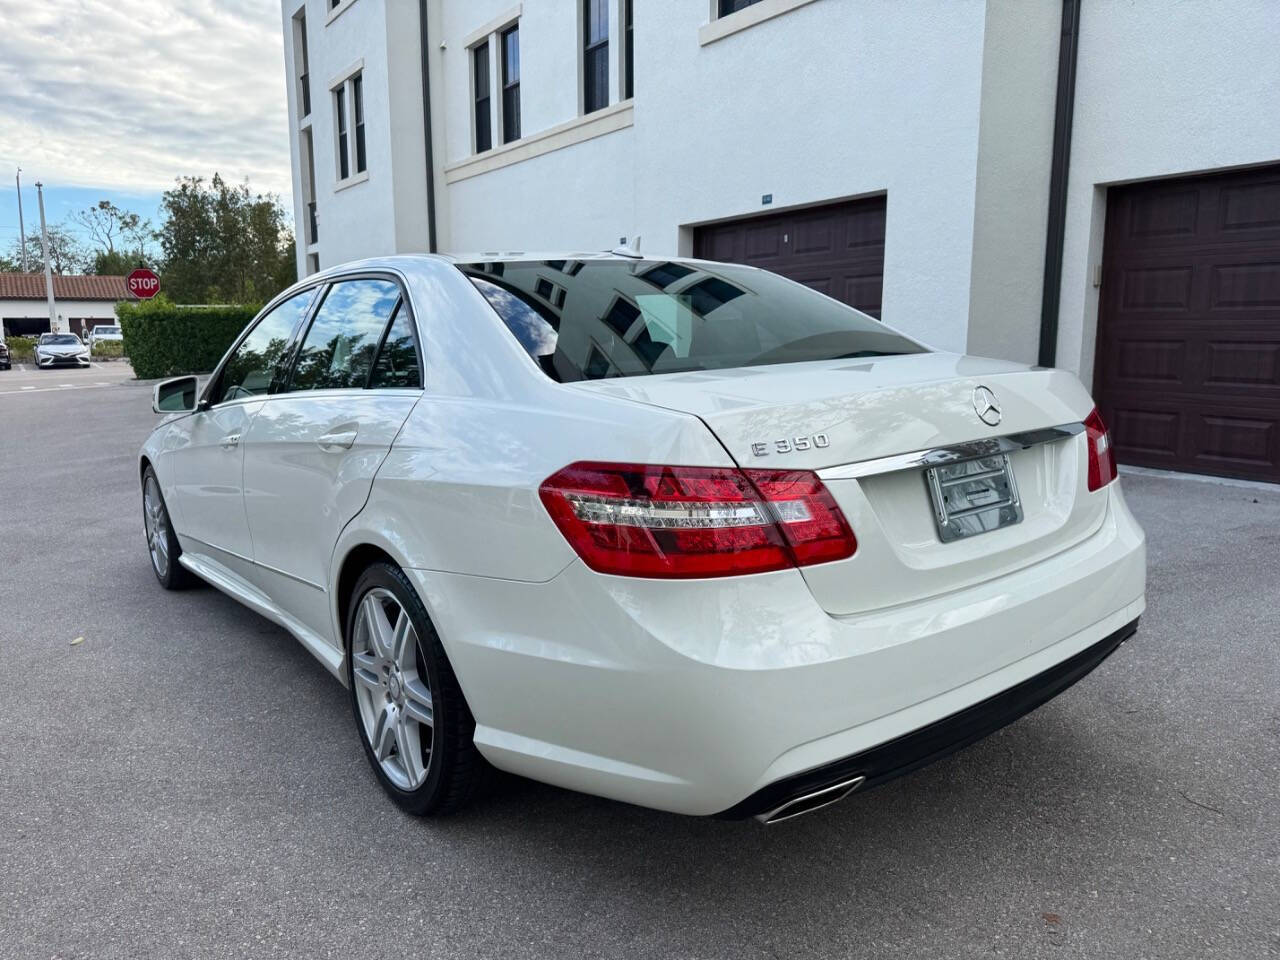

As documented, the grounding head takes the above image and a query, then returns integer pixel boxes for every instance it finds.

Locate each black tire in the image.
[141,466,197,590]
[345,562,487,815]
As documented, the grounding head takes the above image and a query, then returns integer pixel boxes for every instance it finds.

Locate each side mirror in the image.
[153,375,201,414]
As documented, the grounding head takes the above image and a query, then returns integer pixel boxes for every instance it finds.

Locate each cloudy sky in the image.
[0,0,291,252]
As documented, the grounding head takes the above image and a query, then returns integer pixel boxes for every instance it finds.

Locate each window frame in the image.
[622,0,633,100]
[334,84,350,181]
[280,272,424,395]
[582,0,610,115]
[472,41,493,154]
[352,74,367,174]
[500,24,521,145]
[330,62,367,189]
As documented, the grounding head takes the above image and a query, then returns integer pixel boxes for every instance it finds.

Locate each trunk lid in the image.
[570,353,1108,615]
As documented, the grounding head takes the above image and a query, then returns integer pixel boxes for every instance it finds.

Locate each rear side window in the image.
[461,259,925,382]
[212,288,315,404]
[290,278,401,391]
[369,305,422,389]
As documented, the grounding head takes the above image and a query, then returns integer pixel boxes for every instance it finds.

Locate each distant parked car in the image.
[89,325,123,348]
[34,333,90,369]
[0,340,10,370]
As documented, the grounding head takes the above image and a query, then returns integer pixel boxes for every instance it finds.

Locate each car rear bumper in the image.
[717,615,1138,820]
[408,482,1146,817]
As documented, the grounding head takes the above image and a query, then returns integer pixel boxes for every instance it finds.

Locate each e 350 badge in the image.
[751,434,830,457]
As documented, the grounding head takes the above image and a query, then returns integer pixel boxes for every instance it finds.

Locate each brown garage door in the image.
[693,196,886,318]
[1094,165,1280,482]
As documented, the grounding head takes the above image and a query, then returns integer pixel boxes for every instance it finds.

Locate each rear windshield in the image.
[96,326,120,334]
[459,259,924,382]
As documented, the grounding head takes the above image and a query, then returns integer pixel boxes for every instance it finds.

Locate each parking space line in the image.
[0,382,122,397]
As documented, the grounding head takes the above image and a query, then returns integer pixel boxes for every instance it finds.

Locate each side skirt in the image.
[178,552,346,682]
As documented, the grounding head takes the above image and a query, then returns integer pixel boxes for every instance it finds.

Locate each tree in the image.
[157,174,296,304]
[72,200,152,258]
[90,248,153,276]
[10,226,85,275]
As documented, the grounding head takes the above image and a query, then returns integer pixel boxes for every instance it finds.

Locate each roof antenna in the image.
[611,234,642,258]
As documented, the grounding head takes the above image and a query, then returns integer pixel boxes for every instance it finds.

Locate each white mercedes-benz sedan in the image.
[139,254,1146,823]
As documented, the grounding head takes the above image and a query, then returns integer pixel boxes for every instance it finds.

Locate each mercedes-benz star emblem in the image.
[972,385,1002,427]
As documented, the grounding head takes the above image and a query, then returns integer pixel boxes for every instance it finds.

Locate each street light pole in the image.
[35,181,59,333]
[15,168,29,272]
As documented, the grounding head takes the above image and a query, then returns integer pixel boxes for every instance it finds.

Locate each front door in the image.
[166,287,317,573]
[241,278,423,643]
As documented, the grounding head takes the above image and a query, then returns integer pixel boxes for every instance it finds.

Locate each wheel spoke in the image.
[402,676,433,728]
[395,715,423,786]
[352,652,383,696]
[360,593,395,660]
[371,704,398,762]
[391,611,415,670]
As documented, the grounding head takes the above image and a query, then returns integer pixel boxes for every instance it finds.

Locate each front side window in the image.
[461,260,925,383]
[290,278,401,391]
[212,288,316,404]
[473,43,492,153]
[369,306,422,389]
[583,0,608,114]
[501,25,521,144]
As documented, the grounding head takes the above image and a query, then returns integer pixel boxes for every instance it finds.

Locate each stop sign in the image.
[126,268,161,299]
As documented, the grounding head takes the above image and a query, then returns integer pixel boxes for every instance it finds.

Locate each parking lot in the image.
[1,372,1277,960]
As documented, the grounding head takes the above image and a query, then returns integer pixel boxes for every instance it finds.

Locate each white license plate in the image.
[925,454,1023,543]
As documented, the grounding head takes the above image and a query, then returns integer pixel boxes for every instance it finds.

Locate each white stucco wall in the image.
[437,0,990,352]
[1056,0,1280,385]
[0,299,120,334]
[964,0,1059,364]
[282,0,432,276]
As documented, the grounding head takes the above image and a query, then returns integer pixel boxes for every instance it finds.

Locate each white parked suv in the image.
[138,254,1146,822]
[88,324,123,348]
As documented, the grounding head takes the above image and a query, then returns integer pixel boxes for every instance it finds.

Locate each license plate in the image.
[924,454,1023,543]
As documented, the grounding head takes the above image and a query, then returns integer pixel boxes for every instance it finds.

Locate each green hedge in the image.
[91,340,124,358]
[118,297,260,379]
[5,336,37,363]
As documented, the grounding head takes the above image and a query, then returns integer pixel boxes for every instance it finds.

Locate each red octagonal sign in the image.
[126,268,161,299]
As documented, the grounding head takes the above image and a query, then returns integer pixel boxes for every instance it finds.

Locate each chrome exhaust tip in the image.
[754,774,867,825]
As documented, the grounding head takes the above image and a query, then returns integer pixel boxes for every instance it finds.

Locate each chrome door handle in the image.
[316,429,357,452]
[220,432,241,449]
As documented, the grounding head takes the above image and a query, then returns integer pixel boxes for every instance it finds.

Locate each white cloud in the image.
[0,0,292,201]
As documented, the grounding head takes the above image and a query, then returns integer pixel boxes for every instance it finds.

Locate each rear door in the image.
[240,276,423,642]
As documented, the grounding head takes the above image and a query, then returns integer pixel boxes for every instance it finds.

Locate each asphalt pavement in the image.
[0,370,1277,959]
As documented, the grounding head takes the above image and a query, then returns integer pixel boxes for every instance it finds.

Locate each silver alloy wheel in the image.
[143,475,170,578]
[351,588,434,791]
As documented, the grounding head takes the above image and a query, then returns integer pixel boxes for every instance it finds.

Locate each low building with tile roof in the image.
[0,273,132,338]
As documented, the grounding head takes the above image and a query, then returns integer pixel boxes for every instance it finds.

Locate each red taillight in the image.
[1084,407,1118,491]
[539,462,857,579]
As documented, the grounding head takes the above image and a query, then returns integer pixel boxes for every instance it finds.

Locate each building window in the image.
[718,0,763,13]
[473,42,492,153]
[301,128,318,243]
[623,0,633,99]
[501,25,521,144]
[334,85,349,180]
[332,71,366,183]
[293,11,311,118]
[353,74,366,173]
[583,0,609,114]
